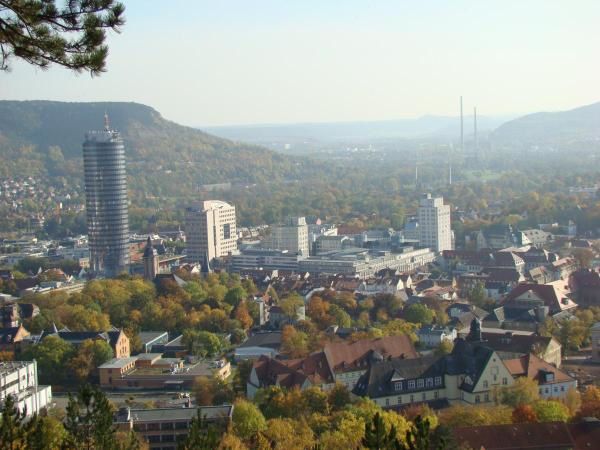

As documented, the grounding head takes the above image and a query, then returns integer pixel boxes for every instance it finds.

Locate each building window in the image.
[397,396,402,404]
[417,379,424,389]
[502,378,508,385]
[386,398,390,407]
[422,393,426,401]
[395,381,403,391]
[410,395,414,403]
[408,380,416,390]
[485,393,490,402]
[426,378,433,388]
[434,376,442,386]
[561,386,565,392]
[483,380,488,388]
[434,391,439,399]
[475,395,480,403]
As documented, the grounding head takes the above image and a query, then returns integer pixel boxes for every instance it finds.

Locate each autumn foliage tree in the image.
[512,404,538,424]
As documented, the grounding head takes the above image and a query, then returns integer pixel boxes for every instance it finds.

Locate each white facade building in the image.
[185,200,237,264]
[0,361,52,418]
[418,194,452,253]
[262,217,309,257]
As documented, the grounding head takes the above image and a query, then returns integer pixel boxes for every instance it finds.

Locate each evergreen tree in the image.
[177,410,220,450]
[0,395,29,450]
[64,384,116,450]
[0,0,125,74]
[362,412,398,450]
[402,415,430,450]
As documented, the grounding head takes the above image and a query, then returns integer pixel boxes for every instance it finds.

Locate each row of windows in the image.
[540,385,566,395]
[384,390,440,407]
[394,376,442,391]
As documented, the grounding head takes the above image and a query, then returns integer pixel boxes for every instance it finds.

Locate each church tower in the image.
[143,237,159,280]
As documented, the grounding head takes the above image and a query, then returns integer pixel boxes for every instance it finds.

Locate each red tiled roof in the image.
[503,353,573,384]
[452,422,575,450]
[503,282,576,313]
[323,335,418,373]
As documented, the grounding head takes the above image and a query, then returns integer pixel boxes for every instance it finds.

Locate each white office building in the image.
[417,194,452,253]
[185,200,237,264]
[262,217,309,257]
[0,361,52,418]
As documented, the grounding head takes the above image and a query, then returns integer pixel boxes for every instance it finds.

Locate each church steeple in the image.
[143,237,159,280]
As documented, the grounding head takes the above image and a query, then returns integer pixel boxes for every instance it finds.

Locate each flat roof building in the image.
[0,360,52,418]
[185,200,237,266]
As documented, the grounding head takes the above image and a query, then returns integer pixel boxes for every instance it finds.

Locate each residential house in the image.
[502,281,577,317]
[418,326,457,348]
[352,338,514,409]
[479,330,562,367]
[550,258,578,281]
[503,353,576,399]
[0,325,30,358]
[247,335,418,398]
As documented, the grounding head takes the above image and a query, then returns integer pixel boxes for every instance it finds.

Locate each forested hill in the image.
[0,100,307,198]
[492,100,600,144]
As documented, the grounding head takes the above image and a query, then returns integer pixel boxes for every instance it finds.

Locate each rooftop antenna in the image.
[104,111,110,131]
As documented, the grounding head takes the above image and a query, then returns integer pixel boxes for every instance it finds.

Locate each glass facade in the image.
[83,128,130,277]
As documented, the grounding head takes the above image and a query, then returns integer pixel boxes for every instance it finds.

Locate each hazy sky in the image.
[2,0,600,126]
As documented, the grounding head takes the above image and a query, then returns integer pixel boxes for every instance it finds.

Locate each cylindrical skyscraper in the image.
[83,114,130,277]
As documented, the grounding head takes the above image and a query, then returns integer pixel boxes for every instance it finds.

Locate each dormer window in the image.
[426,378,433,388]
[394,381,403,391]
[408,380,415,390]
[417,379,424,389]
[434,376,442,386]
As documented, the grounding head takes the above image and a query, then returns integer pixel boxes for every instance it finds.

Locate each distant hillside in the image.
[205,114,510,149]
[492,101,600,144]
[0,101,305,198]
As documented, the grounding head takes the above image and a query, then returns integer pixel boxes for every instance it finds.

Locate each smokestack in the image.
[474,106,478,156]
[415,149,419,186]
[448,162,452,186]
[460,96,464,153]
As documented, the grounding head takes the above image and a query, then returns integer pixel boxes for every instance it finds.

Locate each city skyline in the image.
[1,1,599,127]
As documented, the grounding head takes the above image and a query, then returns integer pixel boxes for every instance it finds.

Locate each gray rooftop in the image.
[98,357,138,369]
[116,405,233,423]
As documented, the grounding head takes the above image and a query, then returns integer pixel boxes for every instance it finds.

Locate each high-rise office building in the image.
[185,200,237,265]
[262,216,309,256]
[83,115,130,277]
[417,194,452,253]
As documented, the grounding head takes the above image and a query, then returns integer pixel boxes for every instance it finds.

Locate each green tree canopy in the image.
[404,303,434,325]
[21,335,74,384]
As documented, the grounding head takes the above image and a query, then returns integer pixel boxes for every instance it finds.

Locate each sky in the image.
[2,0,600,127]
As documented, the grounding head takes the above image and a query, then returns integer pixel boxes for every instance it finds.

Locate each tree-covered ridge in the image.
[492,100,600,144]
[0,100,309,194]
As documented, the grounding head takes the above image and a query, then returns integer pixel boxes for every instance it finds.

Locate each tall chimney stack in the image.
[460,96,464,153]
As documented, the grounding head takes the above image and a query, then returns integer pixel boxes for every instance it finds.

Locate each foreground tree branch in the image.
[0,0,125,75]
